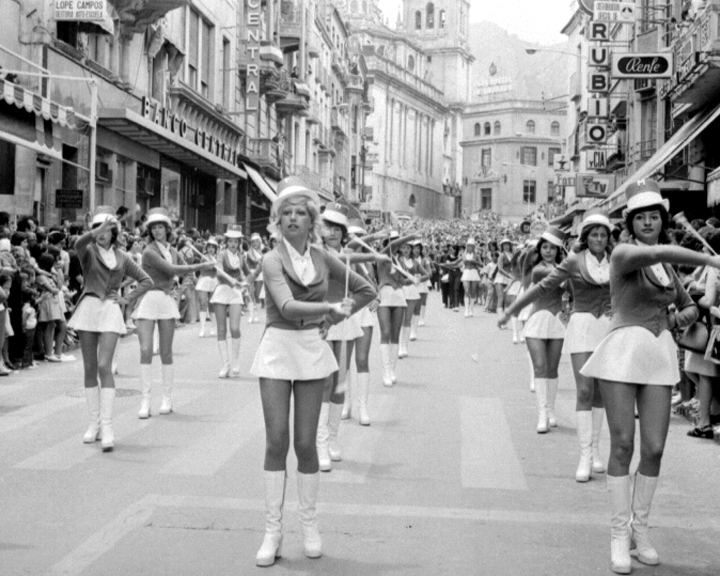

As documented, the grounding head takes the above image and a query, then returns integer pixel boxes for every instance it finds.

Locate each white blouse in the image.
[283,238,315,286]
[97,245,117,269]
[585,251,609,285]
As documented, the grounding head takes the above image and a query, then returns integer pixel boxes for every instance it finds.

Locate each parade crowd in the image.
[3,176,720,574]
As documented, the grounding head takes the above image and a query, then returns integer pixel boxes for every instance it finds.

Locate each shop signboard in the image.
[575,173,616,198]
[593,1,636,23]
[55,189,84,209]
[553,155,571,172]
[611,53,673,79]
[54,0,108,22]
[588,21,610,41]
[583,149,607,170]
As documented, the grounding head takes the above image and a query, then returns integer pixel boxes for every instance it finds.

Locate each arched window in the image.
[474,123,481,137]
[351,0,358,11]
[407,55,415,71]
[526,120,535,134]
[551,121,560,135]
[409,194,416,208]
[426,2,435,29]
[494,121,501,135]
[439,9,446,28]
[415,10,422,29]
[484,122,491,135]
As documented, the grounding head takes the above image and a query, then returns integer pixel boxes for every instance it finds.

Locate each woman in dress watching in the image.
[250,178,374,566]
[135,208,214,419]
[581,180,720,574]
[68,207,152,451]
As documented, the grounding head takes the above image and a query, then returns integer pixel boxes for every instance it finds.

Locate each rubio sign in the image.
[611,53,673,79]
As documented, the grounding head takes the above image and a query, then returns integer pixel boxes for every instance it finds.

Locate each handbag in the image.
[704,325,720,364]
[678,319,710,353]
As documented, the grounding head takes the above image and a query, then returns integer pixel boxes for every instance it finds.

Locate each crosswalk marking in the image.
[0,395,82,435]
[160,398,264,476]
[460,396,529,490]
[323,393,397,484]
[14,389,209,471]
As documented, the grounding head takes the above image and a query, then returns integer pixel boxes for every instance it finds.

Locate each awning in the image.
[244,162,277,202]
[596,101,720,214]
[0,129,61,160]
[99,108,247,181]
[0,78,77,128]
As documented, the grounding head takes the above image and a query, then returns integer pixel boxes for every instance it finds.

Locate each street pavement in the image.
[1,292,719,576]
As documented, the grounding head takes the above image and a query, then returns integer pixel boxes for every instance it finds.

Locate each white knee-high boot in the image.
[419,305,426,326]
[511,317,519,344]
[255,470,286,567]
[388,343,399,382]
[379,344,392,387]
[327,402,343,461]
[410,315,420,340]
[218,340,230,378]
[198,310,206,337]
[357,372,371,425]
[159,364,173,415]
[231,338,241,375]
[592,407,607,473]
[341,374,352,419]
[546,378,559,427]
[83,387,101,443]
[575,411,593,482]
[535,378,548,433]
[630,473,660,566]
[464,297,470,318]
[398,327,409,357]
[608,475,632,574]
[138,364,152,419]
[99,387,116,452]
[297,472,322,558]
[316,402,331,472]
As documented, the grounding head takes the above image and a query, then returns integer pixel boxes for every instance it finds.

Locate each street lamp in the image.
[525,48,578,57]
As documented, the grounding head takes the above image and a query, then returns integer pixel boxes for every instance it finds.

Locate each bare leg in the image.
[259,378,292,471]
[599,380,637,477]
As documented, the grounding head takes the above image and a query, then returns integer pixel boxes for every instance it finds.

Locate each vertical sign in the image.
[245,0,261,112]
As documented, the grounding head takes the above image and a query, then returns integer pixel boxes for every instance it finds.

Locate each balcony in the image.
[331,107,348,136]
[306,100,321,125]
[260,42,284,66]
[249,138,285,180]
[666,1,720,109]
[346,73,364,94]
[274,92,308,116]
[279,0,302,52]
[110,0,188,34]
[265,69,290,103]
[293,81,312,100]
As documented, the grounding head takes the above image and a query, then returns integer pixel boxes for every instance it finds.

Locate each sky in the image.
[381,0,571,46]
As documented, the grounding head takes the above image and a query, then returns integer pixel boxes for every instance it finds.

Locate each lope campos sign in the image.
[54,0,107,21]
[611,53,673,79]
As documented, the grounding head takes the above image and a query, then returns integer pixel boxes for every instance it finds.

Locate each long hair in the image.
[534,238,564,265]
[624,205,671,245]
[144,222,176,244]
[573,224,614,256]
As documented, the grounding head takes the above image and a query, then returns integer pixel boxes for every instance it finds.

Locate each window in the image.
[481,148,492,169]
[548,181,556,202]
[426,2,435,28]
[439,9,446,28]
[187,9,214,98]
[484,122,491,135]
[415,10,422,29]
[640,95,657,159]
[494,121,501,135]
[474,123,481,137]
[408,55,415,71]
[521,146,537,166]
[481,188,492,210]
[551,121,560,136]
[523,180,536,204]
[548,147,561,167]
[526,120,535,134]
[222,38,231,108]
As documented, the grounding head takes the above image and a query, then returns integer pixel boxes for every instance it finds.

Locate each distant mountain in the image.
[468,21,570,102]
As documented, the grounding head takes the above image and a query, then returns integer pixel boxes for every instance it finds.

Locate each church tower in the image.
[402,0,474,104]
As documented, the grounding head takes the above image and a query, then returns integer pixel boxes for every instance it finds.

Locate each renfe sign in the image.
[611,53,673,79]
[245,0,262,112]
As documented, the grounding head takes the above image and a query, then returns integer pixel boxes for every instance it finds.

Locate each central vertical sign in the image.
[245,0,262,112]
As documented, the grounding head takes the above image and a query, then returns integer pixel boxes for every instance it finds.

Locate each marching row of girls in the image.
[500,180,720,574]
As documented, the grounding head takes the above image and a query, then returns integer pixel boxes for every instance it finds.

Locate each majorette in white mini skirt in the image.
[133,291,180,320]
[563,312,611,354]
[402,283,421,301]
[461,269,481,282]
[251,327,338,380]
[210,283,244,306]
[379,285,407,308]
[357,306,377,328]
[326,313,364,341]
[581,326,679,386]
[195,276,218,292]
[521,310,565,340]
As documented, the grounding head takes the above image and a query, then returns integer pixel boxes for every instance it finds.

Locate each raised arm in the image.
[143,248,212,277]
[324,250,377,315]
[612,243,720,275]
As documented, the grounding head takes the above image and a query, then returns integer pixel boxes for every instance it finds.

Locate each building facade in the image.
[461,99,566,222]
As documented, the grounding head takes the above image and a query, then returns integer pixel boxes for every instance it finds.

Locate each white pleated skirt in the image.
[326,314,364,341]
[581,327,679,386]
[563,312,611,354]
[506,281,522,297]
[210,283,244,306]
[684,350,720,377]
[522,310,565,340]
[68,296,127,334]
[402,283,421,301]
[357,306,377,328]
[134,291,180,320]
[251,327,338,380]
[461,269,481,282]
[379,285,407,308]
[195,276,218,293]
[516,287,532,322]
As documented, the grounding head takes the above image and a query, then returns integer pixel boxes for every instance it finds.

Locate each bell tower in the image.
[401,0,474,104]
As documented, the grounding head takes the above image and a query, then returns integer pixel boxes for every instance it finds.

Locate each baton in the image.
[673,212,718,256]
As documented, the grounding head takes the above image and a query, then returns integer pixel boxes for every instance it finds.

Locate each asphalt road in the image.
[1,293,719,576]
